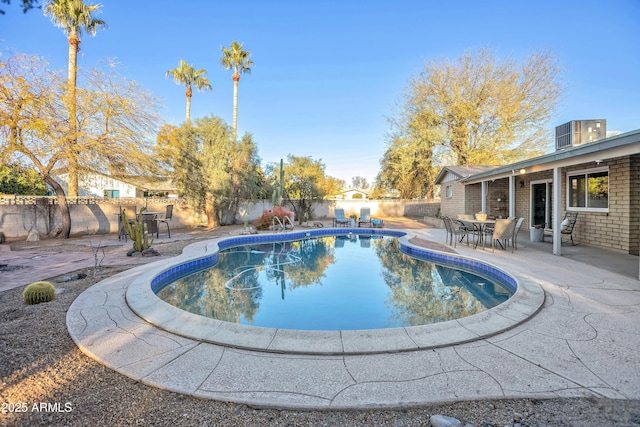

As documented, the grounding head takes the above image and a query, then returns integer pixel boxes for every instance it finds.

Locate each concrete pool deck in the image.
[64,226,640,409]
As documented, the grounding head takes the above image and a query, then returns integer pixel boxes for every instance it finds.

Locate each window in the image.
[567,168,608,211]
[445,185,452,198]
[104,189,120,198]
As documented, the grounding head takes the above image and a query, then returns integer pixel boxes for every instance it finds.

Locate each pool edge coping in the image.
[124,228,546,356]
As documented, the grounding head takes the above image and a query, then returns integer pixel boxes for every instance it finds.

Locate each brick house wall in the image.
[566,154,639,255]
[462,154,639,255]
[440,181,466,217]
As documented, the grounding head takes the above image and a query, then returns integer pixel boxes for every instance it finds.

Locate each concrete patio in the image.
[61,224,640,410]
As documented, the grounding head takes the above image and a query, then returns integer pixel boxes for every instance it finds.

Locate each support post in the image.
[509,175,515,218]
[552,166,562,256]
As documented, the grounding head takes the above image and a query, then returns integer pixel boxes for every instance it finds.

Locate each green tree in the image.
[398,48,562,166]
[280,155,328,224]
[44,0,107,197]
[166,59,212,123]
[0,163,48,195]
[220,41,254,142]
[376,133,437,199]
[172,116,262,228]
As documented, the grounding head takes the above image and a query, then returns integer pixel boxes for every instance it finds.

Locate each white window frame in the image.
[445,185,453,198]
[566,166,609,213]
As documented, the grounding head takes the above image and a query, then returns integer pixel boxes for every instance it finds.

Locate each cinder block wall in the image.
[0,199,443,238]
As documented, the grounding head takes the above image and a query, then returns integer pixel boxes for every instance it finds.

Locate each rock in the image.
[26,230,40,242]
[142,248,160,257]
[430,414,462,427]
[239,226,258,235]
[59,272,88,283]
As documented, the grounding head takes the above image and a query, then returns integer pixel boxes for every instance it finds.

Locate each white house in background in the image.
[340,188,370,200]
[53,170,178,198]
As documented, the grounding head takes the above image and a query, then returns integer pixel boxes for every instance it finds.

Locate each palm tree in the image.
[166,60,212,123]
[44,0,107,197]
[220,41,254,142]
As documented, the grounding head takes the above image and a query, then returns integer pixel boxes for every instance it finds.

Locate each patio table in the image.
[459,219,496,248]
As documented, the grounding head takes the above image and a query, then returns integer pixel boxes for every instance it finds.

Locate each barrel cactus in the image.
[23,281,56,305]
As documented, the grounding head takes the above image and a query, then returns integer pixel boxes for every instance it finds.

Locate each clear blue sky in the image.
[2,0,639,186]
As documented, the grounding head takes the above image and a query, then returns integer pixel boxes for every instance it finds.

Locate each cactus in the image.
[271,158,285,207]
[122,208,154,252]
[23,281,56,305]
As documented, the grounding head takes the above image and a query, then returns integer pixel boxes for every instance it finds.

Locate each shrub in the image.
[23,281,56,305]
[253,206,294,230]
[0,231,5,244]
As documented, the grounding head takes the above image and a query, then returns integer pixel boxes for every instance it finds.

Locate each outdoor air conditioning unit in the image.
[555,119,606,150]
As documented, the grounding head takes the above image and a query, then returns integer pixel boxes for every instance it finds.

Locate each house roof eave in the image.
[460,129,640,184]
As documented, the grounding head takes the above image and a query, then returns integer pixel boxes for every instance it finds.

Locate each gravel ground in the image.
[1,233,640,426]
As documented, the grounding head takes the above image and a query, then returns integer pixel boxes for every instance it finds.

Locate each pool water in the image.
[156,235,514,330]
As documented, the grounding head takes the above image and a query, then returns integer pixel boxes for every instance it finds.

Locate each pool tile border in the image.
[126,229,544,355]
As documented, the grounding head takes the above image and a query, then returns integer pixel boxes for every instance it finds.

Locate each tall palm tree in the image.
[44,0,107,197]
[220,41,254,142]
[166,60,212,123]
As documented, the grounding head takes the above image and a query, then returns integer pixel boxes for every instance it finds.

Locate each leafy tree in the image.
[351,176,369,189]
[280,155,328,224]
[323,176,344,199]
[376,133,437,199]
[44,0,107,197]
[397,48,562,166]
[154,123,181,170]
[220,41,254,142]
[171,116,262,228]
[0,163,48,195]
[166,59,212,123]
[0,53,161,238]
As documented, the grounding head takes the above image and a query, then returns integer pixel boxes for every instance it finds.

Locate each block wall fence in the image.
[0,198,441,239]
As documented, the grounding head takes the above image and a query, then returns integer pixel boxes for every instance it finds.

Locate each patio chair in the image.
[141,212,159,238]
[443,216,469,248]
[512,217,525,250]
[484,218,517,252]
[457,219,481,247]
[543,212,578,245]
[332,208,350,227]
[442,216,453,245]
[358,207,372,227]
[157,204,173,238]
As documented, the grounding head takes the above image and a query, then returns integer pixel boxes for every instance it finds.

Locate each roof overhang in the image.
[461,129,640,184]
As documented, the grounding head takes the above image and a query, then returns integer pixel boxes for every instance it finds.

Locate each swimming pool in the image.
[125,228,538,354]
[155,234,515,330]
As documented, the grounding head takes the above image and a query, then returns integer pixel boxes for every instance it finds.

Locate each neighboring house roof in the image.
[459,129,640,184]
[434,165,499,185]
[342,188,370,195]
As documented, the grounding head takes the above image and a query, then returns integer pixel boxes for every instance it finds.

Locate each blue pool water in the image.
[155,234,515,331]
